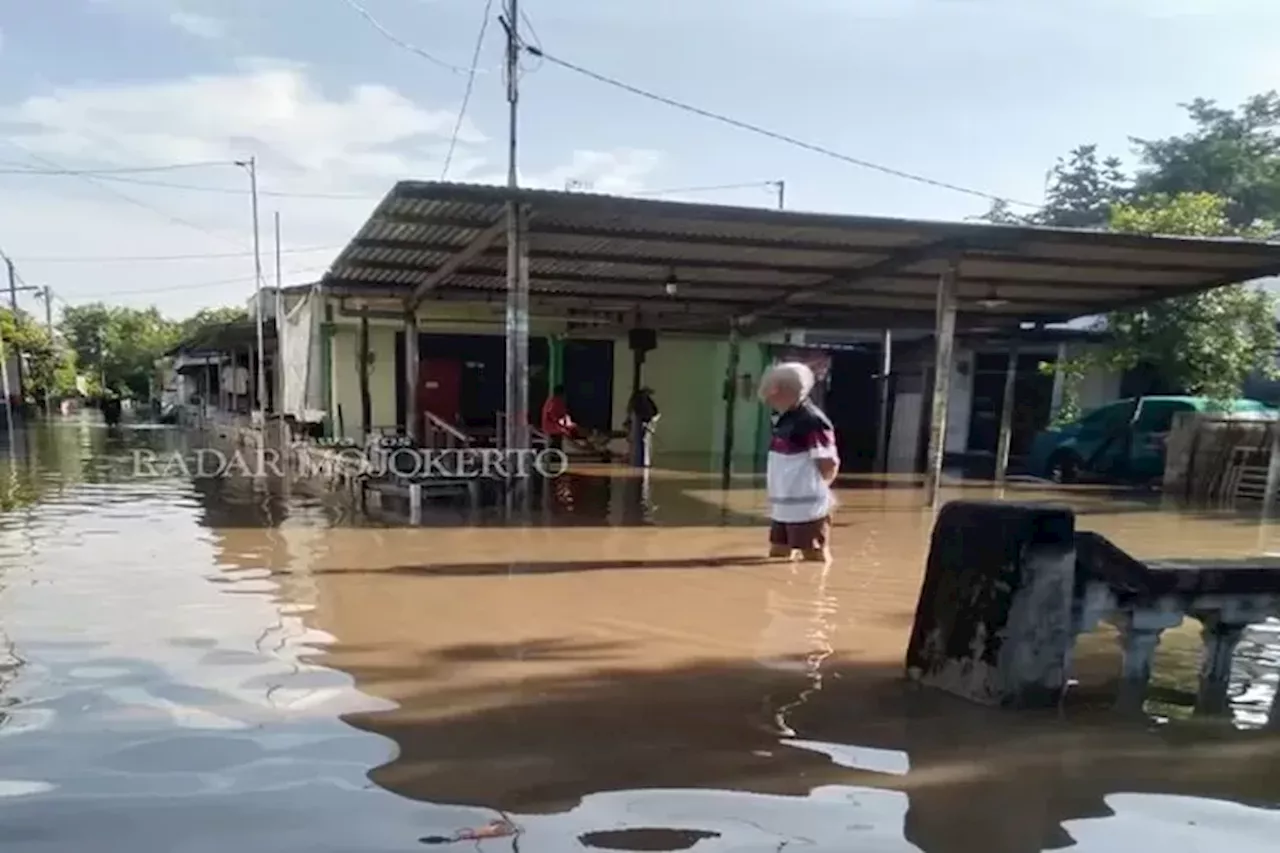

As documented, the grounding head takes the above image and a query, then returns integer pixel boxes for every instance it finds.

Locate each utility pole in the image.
[1,253,47,415]
[274,211,288,456]
[6,255,24,405]
[236,157,267,436]
[774,180,786,211]
[0,331,12,441]
[501,0,529,454]
[43,287,54,419]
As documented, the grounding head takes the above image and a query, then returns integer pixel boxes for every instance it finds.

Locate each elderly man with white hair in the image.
[759,360,839,562]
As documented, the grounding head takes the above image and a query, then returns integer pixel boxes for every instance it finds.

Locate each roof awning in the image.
[168,320,277,356]
[319,182,1280,334]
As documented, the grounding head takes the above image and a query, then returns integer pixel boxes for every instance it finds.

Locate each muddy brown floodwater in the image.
[1,423,1279,851]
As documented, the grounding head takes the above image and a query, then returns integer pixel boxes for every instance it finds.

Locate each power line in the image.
[632,181,780,197]
[337,0,484,76]
[524,45,1041,209]
[0,161,236,176]
[442,0,496,180]
[32,172,373,200]
[59,266,329,299]
[13,245,341,264]
[1,139,248,248]
[1,165,791,207]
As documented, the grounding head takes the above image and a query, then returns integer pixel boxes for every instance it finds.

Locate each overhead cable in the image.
[442,0,496,179]
[524,45,1040,209]
[338,0,484,76]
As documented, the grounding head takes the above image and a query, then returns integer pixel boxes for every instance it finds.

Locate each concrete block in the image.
[906,500,1077,708]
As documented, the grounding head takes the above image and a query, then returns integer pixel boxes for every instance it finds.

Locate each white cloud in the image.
[0,62,664,317]
[168,11,226,40]
[523,149,662,194]
[1,59,487,183]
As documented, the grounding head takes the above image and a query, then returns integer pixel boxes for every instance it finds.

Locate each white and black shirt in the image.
[766,400,838,523]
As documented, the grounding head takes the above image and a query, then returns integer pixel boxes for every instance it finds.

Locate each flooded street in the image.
[2,423,1280,851]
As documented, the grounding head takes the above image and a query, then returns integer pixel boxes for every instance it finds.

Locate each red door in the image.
[419,358,462,428]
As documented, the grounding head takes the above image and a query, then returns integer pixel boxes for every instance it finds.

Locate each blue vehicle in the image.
[1027,395,1274,484]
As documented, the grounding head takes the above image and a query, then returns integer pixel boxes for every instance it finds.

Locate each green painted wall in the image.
[322,298,771,464]
[331,322,398,439]
[610,334,768,471]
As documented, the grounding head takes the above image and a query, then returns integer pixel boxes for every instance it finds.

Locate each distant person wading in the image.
[626,387,660,468]
[540,385,575,451]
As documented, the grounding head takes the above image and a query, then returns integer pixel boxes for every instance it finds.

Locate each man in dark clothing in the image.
[626,387,660,468]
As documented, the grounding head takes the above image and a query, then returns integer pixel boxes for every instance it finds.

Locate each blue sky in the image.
[0,0,1276,318]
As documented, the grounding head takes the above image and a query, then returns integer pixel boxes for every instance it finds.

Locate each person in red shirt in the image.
[540,385,575,450]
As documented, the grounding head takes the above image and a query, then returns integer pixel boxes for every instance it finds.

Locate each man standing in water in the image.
[760,362,838,563]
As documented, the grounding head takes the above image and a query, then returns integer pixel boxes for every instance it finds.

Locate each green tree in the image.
[984,144,1129,227]
[1052,193,1278,418]
[179,306,247,340]
[0,307,78,401]
[60,303,182,399]
[1131,92,1280,229]
[987,92,1280,417]
[1038,144,1131,228]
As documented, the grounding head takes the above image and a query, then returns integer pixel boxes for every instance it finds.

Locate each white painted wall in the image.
[1068,343,1123,413]
[945,349,975,454]
[2,353,18,400]
[885,342,1124,471]
[888,390,923,474]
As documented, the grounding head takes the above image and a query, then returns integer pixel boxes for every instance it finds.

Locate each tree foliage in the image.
[1103,194,1277,404]
[179,306,247,340]
[0,307,78,399]
[56,302,248,400]
[60,304,182,399]
[984,92,1280,416]
[1131,93,1280,230]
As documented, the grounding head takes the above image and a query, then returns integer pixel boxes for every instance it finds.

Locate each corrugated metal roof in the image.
[319,181,1280,333]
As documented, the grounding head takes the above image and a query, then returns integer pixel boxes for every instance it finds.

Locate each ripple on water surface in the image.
[1,426,1280,851]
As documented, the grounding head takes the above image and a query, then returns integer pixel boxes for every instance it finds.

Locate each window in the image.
[1133,400,1194,433]
[1079,400,1137,431]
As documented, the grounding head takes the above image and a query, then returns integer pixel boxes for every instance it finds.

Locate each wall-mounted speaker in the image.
[628,328,657,353]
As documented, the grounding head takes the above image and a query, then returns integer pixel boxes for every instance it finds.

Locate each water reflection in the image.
[0,424,1278,851]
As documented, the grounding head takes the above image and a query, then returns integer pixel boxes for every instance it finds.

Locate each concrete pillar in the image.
[247,346,255,416]
[995,344,1019,483]
[1195,616,1247,715]
[1111,608,1184,712]
[906,500,1077,708]
[320,299,335,438]
[720,325,741,488]
[358,305,371,442]
[404,307,420,444]
[875,328,892,474]
[1049,341,1068,420]
[924,261,959,507]
[503,202,531,453]
[548,333,565,390]
[408,481,422,524]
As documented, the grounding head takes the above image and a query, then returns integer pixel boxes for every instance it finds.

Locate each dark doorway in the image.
[967,352,1055,464]
[825,347,882,473]
[392,333,549,432]
[563,339,615,431]
[420,358,463,425]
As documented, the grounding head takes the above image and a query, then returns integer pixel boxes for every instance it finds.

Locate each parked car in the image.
[1027,395,1275,484]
